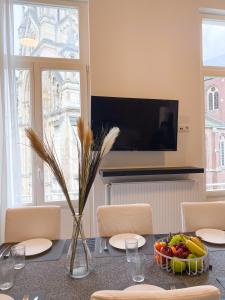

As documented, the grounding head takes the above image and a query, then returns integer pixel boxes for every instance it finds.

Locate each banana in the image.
[183,237,206,257]
[190,236,205,250]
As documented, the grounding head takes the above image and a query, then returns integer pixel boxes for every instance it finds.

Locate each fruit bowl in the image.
[154,235,209,275]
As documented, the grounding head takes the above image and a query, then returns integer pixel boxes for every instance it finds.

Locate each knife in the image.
[103,239,108,251]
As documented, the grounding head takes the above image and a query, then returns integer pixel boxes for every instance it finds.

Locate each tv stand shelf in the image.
[99,166,204,178]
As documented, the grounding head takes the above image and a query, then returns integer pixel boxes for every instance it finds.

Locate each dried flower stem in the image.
[25,118,119,277]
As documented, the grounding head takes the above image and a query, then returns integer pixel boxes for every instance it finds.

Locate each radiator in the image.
[108,180,201,234]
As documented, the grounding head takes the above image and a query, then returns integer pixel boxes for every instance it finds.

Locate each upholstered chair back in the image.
[5,206,60,242]
[97,203,153,237]
[181,201,225,232]
[91,285,220,300]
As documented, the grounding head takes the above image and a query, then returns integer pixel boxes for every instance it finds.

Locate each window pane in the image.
[214,92,219,109]
[220,140,225,167]
[14,4,79,59]
[16,69,33,203]
[42,70,80,202]
[203,19,225,67]
[205,76,225,191]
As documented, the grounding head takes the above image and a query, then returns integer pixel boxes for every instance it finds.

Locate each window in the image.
[203,18,225,192]
[203,19,225,67]
[14,1,89,205]
[207,87,219,111]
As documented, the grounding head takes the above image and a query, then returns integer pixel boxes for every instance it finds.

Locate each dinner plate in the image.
[109,233,146,250]
[17,238,52,256]
[0,295,14,300]
[124,284,165,291]
[196,228,225,244]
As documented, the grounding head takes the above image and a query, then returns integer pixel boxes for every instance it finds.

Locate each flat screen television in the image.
[91,96,179,151]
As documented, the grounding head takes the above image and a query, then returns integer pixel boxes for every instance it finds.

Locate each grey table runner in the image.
[3,236,225,300]
[4,251,225,300]
[63,238,96,254]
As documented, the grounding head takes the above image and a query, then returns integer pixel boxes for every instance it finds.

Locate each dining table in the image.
[1,234,225,300]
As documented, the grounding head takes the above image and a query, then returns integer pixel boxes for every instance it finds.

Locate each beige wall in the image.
[90,0,204,167]
[89,0,225,235]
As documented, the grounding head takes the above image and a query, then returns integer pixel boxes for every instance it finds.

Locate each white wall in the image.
[88,0,225,236]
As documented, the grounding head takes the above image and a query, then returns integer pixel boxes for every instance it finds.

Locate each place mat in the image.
[26,240,66,262]
[94,235,155,258]
[204,242,225,252]
[2,240,66,263]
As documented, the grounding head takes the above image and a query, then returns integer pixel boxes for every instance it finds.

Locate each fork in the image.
[0,245,11,258]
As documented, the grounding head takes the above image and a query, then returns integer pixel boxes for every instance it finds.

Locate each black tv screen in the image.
[91,96,179,151]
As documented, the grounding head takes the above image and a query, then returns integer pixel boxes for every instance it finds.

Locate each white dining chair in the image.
[97,203,153,237]
[91,284,220,300]
[181,201,225,232]
[5,206,61,243]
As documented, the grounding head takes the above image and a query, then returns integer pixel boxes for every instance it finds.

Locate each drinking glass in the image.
[125,238,138,262]
[129,253,145,283]
[11,244,25,269]
[0,257,14,290]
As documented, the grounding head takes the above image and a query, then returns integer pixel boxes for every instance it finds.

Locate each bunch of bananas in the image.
[182,235,206,257]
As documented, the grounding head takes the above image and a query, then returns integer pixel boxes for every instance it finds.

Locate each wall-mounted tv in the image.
[91,96,179,151]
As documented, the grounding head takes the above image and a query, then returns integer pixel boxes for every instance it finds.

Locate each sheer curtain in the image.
[0,0,21,243]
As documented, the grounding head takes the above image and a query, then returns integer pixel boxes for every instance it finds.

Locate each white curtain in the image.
[0,0,21,243]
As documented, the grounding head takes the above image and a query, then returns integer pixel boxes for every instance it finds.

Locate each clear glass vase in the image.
[66,215,93,278]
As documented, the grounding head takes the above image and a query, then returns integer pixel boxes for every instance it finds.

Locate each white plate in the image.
[196,228,225,244]
[17,238,52,256]
[109,233,146,250]
[0,295,14,300]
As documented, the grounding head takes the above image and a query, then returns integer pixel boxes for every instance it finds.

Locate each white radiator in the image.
[108,180,201,234]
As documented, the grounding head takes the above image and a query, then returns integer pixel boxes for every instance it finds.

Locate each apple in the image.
[186,254,202,272]
[171,258,186,273]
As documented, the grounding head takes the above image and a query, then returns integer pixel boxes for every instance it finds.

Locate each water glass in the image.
[125,238,138,262]
[11,244,25,269]
[0,257,14,290]
[129,253,145,283]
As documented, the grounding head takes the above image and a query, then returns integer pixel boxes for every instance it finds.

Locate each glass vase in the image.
[66,214,93,278]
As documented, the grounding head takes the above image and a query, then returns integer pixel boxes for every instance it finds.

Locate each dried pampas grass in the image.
[25,128,76,217]
[25,118,120,216]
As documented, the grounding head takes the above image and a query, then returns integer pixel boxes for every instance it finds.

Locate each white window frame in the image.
[202,14,225,197]
[14,0,89,207]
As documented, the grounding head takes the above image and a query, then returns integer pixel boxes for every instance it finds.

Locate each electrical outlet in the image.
[179,125,190,132]
[179,126,185,132]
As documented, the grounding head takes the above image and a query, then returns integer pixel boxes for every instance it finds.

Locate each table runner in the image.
[3,251,225,300]
[2,235,225,300]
